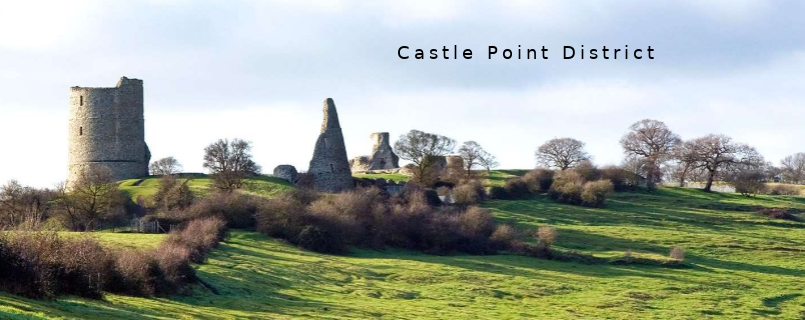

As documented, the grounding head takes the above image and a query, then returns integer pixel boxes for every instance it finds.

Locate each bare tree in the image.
[684,134,761,192]
[0,180,54,228]
[535,138,590,170]
[203,139,261,191]
[394,130,456,186]
[478,152,500,174]
[55,166,126,231]
[458,141,491,178]
[780,152,805,184]
[150,156,183,176]
[620,119,681,191]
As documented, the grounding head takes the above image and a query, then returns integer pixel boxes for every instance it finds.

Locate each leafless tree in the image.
[394,130,456,186]
[535,138,590,170]
[478,152,500,174]
[780,152,805,184]
[150,156,183,176]
[684,134,762,192]
[203,139,261,191]
[0,180,54,228]
[458,141,492,178]
[55,166,126,231]
[620,119,681,191]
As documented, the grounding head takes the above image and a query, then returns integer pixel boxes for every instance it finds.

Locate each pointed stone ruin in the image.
[309,98,354,192]
[350,132,400,172]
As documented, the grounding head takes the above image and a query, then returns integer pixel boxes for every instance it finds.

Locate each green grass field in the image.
[2,173,805,319]
[118,175,294,201]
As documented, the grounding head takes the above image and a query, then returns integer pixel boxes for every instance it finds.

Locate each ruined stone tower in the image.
[68,77,150,185]
[350,132,400,172]
[309,98,354,192]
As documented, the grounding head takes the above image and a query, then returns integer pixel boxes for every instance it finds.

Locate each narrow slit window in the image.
[80,96,83,106]
[79,127,83,136]
[330,164,334,172]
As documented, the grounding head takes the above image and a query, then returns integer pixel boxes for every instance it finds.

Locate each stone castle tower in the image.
[68,77,150,185]
[349,132,400,172]
[309,98,354,192]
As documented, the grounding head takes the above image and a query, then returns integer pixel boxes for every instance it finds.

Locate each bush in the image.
[548,171,585,205]
[257,187,510,256]
[522,169,554,193]
[757,208,797,220]
[573,161,601,181]
[150,244,196,291]
[504,178,531,199]
[180,192,262,228]
[164,217,228,263]
[489,224,519,250]
[112,250,168,297]
[600,166,638,192]
[452,180,486,206]
[669,247,685,261]
[0,232,114,299]
[767,184,801,196]
[488,186,511,200]
[153,175,194,212]
[581,180,614,207]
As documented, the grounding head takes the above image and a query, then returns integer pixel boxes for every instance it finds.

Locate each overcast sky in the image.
[1,0,803,187]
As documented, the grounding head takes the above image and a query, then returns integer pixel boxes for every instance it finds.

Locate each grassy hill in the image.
[118,174,294,201]
[2,182,804,319]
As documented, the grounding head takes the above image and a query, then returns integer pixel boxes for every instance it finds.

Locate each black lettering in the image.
[602,46,610,59]
[415,49,424,59]
[463,49,472,59]
[590,49,598,59]
[442,46,449,59]
[542,46,549,59]
[634,49,642,59]
[648,46,655,59]
[488,46,497,59]
[398,46,409,59]
[527,49,537,59]
[564,46,575,59]
[503,49,512,59]
[430,49,437,59]
[614,49,621,59]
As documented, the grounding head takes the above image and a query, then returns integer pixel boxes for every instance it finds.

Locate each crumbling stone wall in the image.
[308,98,354,192]
[350,132,400,172]
[273,165,298,183]
[68,77,150,186]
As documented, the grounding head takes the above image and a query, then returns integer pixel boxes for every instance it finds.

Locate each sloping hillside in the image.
[118,175,294,201]
[1,187,804,319]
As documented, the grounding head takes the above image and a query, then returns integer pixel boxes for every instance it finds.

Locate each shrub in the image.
[165,217,228,263]
[489,224,519,250]
[488,186,511,200]
[0,232,114,299]
[504,178,531,199]
[452,180,486,206]
[757,208,797,220]
[599,166,638,192]
[181,192,261,228]
[295,225,345,254]
[150,244,196,291]
[581,180,614,207]
[767,184,801,196]
[548,171,585,205]
[669,247,685,261]
[522,169,554,193]
[535,226,558,247]
[153,175,194,212]
[112,249,168,297]
[573,161,601,181]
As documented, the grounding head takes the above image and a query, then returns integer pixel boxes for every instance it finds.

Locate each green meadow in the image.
[2,171,804,319]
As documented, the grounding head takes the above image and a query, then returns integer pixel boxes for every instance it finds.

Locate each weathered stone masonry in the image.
[68,77,150,185]
[309,98,354,193]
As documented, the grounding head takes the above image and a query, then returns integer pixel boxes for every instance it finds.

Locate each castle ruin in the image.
[349,132,400,172]
[68,77,150,185]
[308,98,354,192]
